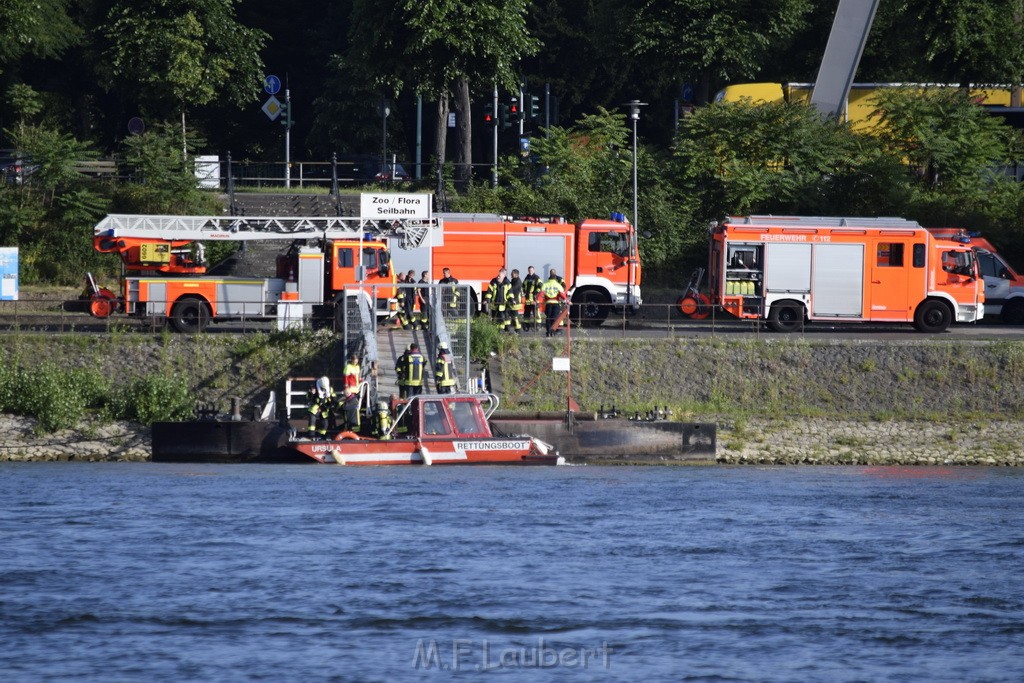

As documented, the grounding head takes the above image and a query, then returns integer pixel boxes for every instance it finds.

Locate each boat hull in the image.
[293,437,561,466]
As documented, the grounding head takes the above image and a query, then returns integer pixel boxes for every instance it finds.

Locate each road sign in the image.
[264,75,281,96]
[682,83,694,103]
[262,96,282,121]
[360,193,432,220]
[127,117,145,135]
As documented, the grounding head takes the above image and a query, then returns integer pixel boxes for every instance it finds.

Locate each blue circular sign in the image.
[264,75,281,96]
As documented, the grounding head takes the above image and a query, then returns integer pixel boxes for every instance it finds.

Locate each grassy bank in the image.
[498,337,1024,421]
[2,332,1024,431]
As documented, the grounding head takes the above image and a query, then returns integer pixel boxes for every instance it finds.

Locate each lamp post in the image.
[379,98,391,180]
[623,100,646,312]
[623,100,647,231]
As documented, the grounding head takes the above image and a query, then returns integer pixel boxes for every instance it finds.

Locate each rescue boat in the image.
[289,393,563,466]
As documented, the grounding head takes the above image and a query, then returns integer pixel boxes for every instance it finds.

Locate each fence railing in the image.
[0,296,803,337]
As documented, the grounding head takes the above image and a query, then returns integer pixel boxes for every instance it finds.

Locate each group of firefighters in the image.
[394,265,569,337]
[483,266,569,337]
[304,342,457,441]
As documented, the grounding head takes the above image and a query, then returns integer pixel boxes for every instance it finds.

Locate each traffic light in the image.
[279,101,291,128]
[527,94,540,122]
[499,103,511,130]
[509,97,522,122]
[483,103,496,127]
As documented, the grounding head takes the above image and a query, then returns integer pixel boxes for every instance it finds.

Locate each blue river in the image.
[1,463,1023,682]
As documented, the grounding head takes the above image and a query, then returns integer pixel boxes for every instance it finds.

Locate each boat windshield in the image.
[450,401,486,434]
[422,401,451,436]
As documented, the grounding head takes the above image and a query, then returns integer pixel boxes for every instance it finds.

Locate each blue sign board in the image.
[682,83,694,103]
[0,247,18,301]
[264,75,282,96]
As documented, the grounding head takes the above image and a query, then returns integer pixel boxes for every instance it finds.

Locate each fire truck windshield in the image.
[942,250,975,277]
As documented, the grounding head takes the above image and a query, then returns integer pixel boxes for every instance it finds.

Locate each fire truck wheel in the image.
[913,299,952,333]
[1001,299,1024,325]
[767,302,803,332]
[573,290,609,327]
[169,297,210,333]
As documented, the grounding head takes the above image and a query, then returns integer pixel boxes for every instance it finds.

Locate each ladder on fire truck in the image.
[94,214,439,249]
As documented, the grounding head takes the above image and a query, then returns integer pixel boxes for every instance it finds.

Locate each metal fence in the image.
[0,296,800,338]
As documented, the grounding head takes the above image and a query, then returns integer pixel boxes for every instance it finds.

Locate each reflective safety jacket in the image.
[439,275,460,308]
[399,351,426,387]
[522,273,541,302]
[307,388,337,417]
[343,362,361,397]
[508,277,524,312]
[485,276,510,310]
[435,354,456,389]
[539,277,566,303]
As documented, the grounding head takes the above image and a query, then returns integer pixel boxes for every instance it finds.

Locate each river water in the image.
[1,463,1022,682]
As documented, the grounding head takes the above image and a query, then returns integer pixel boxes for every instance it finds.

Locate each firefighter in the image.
[484,268,510,327]
[342,353,361,431]
[435,342,456,394]
[415,271,431,330]
[306,376,337,439]
[539,270,568,337]
[394,271,411,329]
[400,270,417,329]
[374,400,393,439]
[439,267,460,315]
[399,342,426,397]
[507,269,524,333]
[522,265,542,330]
[396,343,409,398]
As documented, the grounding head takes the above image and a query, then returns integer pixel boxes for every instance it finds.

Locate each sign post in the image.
[359,193,432,220]
[0,247,19,301]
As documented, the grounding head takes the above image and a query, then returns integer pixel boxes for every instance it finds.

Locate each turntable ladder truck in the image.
[90,214,438,332]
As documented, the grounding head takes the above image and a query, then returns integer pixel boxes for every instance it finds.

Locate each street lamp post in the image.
[379,98,391,181]
[623,100,646,311]
[623,100,647,231]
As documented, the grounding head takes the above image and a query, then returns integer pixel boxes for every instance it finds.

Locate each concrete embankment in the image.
[2,332,1024,464]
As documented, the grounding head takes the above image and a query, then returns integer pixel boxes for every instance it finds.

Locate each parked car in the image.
[341,156,413,184]
[0,152,38,185]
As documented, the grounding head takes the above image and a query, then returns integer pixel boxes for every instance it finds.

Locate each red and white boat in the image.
[290,393,563,466]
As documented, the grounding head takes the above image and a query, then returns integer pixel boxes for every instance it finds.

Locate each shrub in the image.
[469,316,504,360]
[109,375,195,424]
[5,364,109,432]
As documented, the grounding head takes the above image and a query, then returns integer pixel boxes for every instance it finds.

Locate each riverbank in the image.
[0,415,149,462]
[2,332,1024,464]
[2,412,1022,465]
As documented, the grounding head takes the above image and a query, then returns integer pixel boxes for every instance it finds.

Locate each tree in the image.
[673,99,909,218]
[0,0,79,68]
[870,87,1024,232]
[630,0,812,104]
[104,0,268,155]
[346,0,539,185]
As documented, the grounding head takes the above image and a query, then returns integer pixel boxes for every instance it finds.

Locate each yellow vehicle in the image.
[714,82,1017,132]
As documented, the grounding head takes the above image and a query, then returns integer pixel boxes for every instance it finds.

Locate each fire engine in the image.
[705,215,984,333]
[88,214,434,332]
[389,212,642,326]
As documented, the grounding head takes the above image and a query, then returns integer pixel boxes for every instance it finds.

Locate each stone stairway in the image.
[372,326,437,399]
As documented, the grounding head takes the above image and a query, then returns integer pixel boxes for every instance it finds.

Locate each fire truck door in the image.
[811,243,864,316]
[869,241,909,315]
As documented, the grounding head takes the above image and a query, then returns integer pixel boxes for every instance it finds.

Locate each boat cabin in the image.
[392,394,496,440]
